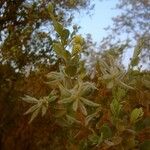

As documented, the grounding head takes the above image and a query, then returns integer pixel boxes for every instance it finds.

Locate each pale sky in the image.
[73,0,120,43]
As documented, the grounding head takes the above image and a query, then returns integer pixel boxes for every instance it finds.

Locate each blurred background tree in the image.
[0,0,93,72]
[100,0,150,68]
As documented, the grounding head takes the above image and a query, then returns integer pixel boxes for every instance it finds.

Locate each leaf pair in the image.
[99,56,133,89]
[58,80,100,116]
[22,91,57,123]
[46,69,66,87]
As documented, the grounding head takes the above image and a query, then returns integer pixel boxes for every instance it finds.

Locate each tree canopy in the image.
[100,0,150,68]
[0,0,92,72]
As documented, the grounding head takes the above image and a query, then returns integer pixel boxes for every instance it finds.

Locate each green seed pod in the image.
[72,44,82,55]
[73,35,84,45]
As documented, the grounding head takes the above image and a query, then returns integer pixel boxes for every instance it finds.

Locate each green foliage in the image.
[98,55,134,89]
[22,90,57,123]
[53,42,70,61]
[110,98,122,119]
[130,37,146,68]
[88,132,103,146]
[99,124,112,139]
[130,107,144,124]
[0,0,92,72]
[17,6,149,150]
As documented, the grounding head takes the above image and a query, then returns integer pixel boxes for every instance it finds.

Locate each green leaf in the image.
[46,71,64,86]
[115,88,126,100]
[110,99,122,118]
[29,108,40,123]
[88,133,103,146]
[53,22,64,35]
[131,57,140,67]
[85,113,96,125]
[119,80,134,89]
[48,95,58,102]
[66,115,81,124]
[53,42,70,61]
[88,134,100,145]
[97,133,104,146]
[79,101,87,116]
[70,55,80,65]
[62,29,70,41]
[58,84,71,98]
[80,97,100,107]
[24,104,39,115]
[41,105,47,116]
[65,65,77,77]
[72,99,79,112]
[100,124,112,139]
[47,71,63,81]
[130,107,144,124]
[72,44,82,55]
[22,95,38,103]
[130,41,142,67]
[58,98,73,104]
[80,82,97,96]
[47,3,54,13]
[107,81,114,89]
